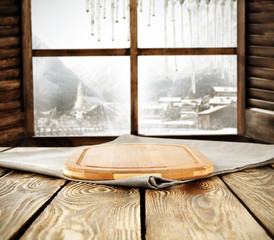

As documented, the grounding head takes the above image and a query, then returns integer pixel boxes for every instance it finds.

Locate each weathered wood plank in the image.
[130,0,138,134]
[0,89,22,102]
[247,2,274,13]
[247,56,274,69]
[246,109,274,143]
[0,36,20,48]
[0,26,20,37]
[0,125,25,145]
[247,98,274,111]
[0,68,21,81]
[237,0,246,136]
[0,79,21,91]
[0,6,20,16]
[0,48,21,60]
[247,46,274,58]
[22,0,34,137]
[145,177,271,240]
[21,182,141,240]
[0,172,66,240]
[0,58,21,71]
[247,13,274,24]
[0,168,10,177]
[247,77,274,91]
[247,35,274,47]
[0,16,20,26]
[222,167,274,237]
[247,24,274,36]
[0,109,24,127]
[247,67,274,80]
[248,88,274,102]
[0,0,20,6]
[0,100,22,112]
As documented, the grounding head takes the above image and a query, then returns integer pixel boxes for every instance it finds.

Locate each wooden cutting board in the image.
[63,143,214,180]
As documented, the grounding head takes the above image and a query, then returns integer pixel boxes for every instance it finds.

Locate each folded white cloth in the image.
[0,134,273,189]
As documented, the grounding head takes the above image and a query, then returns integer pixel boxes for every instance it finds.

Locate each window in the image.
[29,0,238,137]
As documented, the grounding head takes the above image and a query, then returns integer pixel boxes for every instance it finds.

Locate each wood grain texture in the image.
[0,100,22,112]
[0,171,65,240]
[222,167,274,237]
[145,177,271,240]
[245,109,274,143]
[0,6,20,16]
[247,56,274,69]
[0,125,25,145]
[247,13,274,24]
[0,68,21,81]
[0,79,21,91]
[0,57,21,70]
[130,0,138,135]
[22,0,34,137]
[0,16,20,26]
[0,26,20,37]
[247,46,274,58]
[0,168,10,177]
[247,24,274,36]
[0,109,24,127]
[0,36,20,48]
[247,2,274,13]
[247,66,274,80]
[248,88,274,102]
[247,35,274,47]
[248,77,274,91]
[0,48,21,60]
[0,89,22,102]
[247,98,274,111]
[21,182,141,240]
[237,0,246,136]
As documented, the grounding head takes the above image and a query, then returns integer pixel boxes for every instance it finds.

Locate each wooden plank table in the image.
[0,148,273,240]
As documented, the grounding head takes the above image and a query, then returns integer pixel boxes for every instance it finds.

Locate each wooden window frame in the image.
[22,0,244,143]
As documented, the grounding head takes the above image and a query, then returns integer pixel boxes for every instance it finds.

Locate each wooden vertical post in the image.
[21,0,34,136]
[130,0,138,135]
[237,0,246,135]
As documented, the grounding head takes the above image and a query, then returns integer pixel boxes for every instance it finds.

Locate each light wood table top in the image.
[0,147,273,240]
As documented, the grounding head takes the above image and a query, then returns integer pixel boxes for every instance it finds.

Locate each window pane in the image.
[139,55,237,135]
[138,0,237,48]
[33,57,130,136]
[31,0,130,49]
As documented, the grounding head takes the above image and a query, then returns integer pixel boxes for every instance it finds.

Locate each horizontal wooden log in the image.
[0,125,25,145]
[247,24,274,36]
[247,13,274,24]
[0,110,24,128]
[0,68,21,80]
[247,46,274,58]
[0,100,22,112]
[0,36,20,48]
[0,26,20,37]
[248,88,274,102]
[245,109,274,143]
[139,48,237,56]
[0,89,22,102]
[0,48,21,60]
[247,98,274,111]
[247,56,274,69]
[0,6,20,16]
[222,167,274,236]
[0,0,19,6]
[247,35,274,47]
[247,66,274,80]
[0,79,21,91]
[0,16,20,26]
[0,58,21,70]
[247,2,274,13]
[33,49,130,57]
[248,77,274,91]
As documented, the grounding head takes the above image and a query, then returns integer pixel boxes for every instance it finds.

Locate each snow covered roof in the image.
[198,105,228,115]
[159,97,182,103]
[212,87,237,93]
[209,97,235,105]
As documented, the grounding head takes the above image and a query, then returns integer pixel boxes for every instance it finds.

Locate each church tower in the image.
[74,82,84,110]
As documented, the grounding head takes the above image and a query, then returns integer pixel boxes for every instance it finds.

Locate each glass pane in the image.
[33,57,130,136]
[139,55,237,135]
[138,0,237,48]
[31,0,130,49]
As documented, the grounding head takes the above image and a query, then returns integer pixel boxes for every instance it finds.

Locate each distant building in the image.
[211,87,237,97]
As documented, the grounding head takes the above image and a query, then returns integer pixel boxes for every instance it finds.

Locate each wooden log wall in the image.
[0,0,25,145]
[245,0,274,143]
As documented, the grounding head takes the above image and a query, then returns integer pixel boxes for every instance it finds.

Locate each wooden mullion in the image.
[138,48,237,56]
[130,0,138,135]
[22,0,34,137]
[33,48,130,57]
[237,0,246,136]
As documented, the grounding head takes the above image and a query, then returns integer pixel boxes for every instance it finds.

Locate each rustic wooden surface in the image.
[145,176,271,240]
[21,182,141,240]
[0,171,66,239]
[222,167,274,237]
